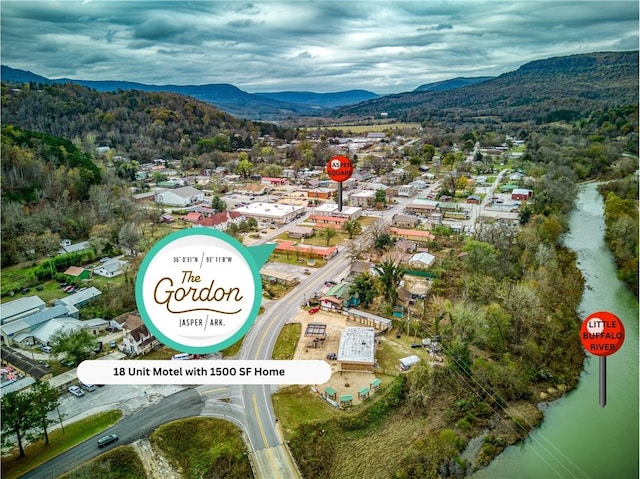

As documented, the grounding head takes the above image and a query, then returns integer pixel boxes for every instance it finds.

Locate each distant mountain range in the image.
[1,65,486,120]
[336,51,639,123]
[3,50,637,124]
[1,66,382,120]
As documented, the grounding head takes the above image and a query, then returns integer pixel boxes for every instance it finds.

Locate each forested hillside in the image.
[336,51,639,124]
[0,82,296,163]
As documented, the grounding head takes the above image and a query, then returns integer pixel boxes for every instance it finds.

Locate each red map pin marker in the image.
[580,311,625,407]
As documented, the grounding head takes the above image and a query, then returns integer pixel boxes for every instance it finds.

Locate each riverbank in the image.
[473,181,639,478]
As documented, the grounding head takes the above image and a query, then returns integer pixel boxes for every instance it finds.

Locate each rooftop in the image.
[234,202,304,218]
[1,296,46,324]
[337,326,375,364]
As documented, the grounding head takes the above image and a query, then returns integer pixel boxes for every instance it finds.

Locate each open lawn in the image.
[272,385,342,439]
[1,410,122,479]
[268,252,327,268]
[272,323,301,360]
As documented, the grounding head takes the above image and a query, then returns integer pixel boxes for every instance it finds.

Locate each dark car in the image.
[326,353,337,360]
[97,433,118,448]
[325,280,337,287]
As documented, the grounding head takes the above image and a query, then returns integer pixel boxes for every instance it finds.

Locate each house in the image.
[121,324,159,356]
[94,259,128,278]
[260,268,299,286]
[319,283,359,311]
[234,183,269,196]
[392,214,420,229]
[395,239,416,254]
[466,195,481,204]
[195,211,245,231]
[512,188,534,201]
[348,261,375,280]
[59,239,90,254]
[287,226,315,239]
[337,327,375,372]
[112,312,144,332]
[182,211,204,223]
[155,186,205,207]
[389,227,435,244]
[310,215,347,230]
[404,199,439,217]
[274,241,338,260]
[350,190,376,208]
[64,266,91,281]
[409,252,435,268]
[398,185,417,197]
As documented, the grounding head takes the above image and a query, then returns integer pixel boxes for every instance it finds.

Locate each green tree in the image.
[50,328,97,365]
[374,189,387,206]
[374,259,405,304]
[349,272,377,308]
[31,380,60,446]
[210,196,227,212]
[342,219,362,239]
[150,171,168,185]
[235,157,253,179]
[374,232,395,252]
[1,391,37,457]
[322,227,337,246]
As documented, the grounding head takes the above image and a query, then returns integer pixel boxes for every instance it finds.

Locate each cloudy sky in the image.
[2,1,637,94]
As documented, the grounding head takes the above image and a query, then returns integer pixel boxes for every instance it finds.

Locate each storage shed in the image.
[398,355,420,371]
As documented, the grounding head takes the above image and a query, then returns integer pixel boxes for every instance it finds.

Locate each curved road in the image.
[22,388,202,479]
[26,192,422,479]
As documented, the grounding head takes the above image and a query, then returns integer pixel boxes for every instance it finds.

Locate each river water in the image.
[473,182,639,479]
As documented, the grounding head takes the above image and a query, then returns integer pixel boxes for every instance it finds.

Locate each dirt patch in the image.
[291,309,382,405]
[132,438,181,479]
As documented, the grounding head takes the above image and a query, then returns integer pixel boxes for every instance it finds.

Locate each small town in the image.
[1,5,637,478]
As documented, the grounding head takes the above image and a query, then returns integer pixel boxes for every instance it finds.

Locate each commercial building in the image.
[233,202,305,224]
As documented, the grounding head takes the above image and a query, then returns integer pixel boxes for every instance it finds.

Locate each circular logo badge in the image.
[326,155,353,182]
[135,229,262,353]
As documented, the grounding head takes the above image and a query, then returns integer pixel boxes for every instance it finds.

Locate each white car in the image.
[68,385,85,397]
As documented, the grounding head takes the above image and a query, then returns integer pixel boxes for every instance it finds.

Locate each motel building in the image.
[337,326,376,373]
[233,202,306,225]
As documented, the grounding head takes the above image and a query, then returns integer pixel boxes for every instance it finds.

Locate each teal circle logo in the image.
[135,229,264,354]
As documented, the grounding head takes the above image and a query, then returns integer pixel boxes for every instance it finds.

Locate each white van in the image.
[80,382,96,392]
[41,346,52,354]
[171,353,191,360]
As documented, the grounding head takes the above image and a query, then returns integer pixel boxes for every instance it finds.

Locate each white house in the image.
[409,252,435,268]
[155,186,205,207]
[398,185,418,197]
[350,190,376,208]
[121,325,159,356]
[93,259,128,278]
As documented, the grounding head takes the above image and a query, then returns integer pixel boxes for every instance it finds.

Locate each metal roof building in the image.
[337,326,375,372]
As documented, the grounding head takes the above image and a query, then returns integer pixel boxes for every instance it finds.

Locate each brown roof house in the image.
[122,324,159,356]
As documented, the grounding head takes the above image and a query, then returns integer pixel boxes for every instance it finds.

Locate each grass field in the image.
[1,410,122,479]
[271,323,301,360]
[59,446,147,479]
[150,417,251,479]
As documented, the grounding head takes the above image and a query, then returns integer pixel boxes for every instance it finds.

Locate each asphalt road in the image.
[23,191,426,479]
[22,388,202,479]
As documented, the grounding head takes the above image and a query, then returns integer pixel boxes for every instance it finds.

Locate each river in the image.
[473,182,639,479]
